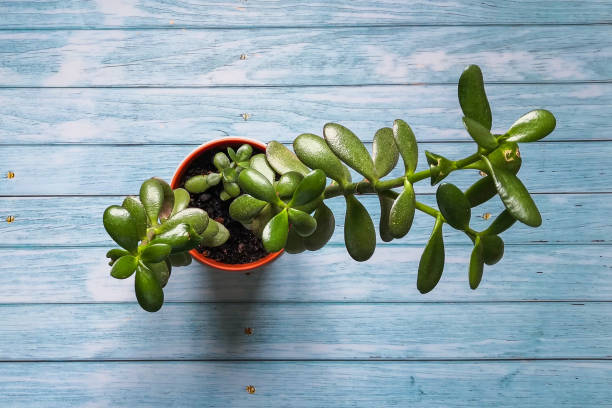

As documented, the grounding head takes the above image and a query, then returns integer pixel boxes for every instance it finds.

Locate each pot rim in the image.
[170,137,283,271]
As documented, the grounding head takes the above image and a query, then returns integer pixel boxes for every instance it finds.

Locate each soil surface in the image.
[178,144,268,264]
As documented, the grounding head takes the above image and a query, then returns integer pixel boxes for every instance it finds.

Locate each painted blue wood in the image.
[2,1,611,28]
[1,26,610,86]
[0,84,608,144]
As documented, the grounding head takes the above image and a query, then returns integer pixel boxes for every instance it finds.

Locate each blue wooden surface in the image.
[1,1,611,407]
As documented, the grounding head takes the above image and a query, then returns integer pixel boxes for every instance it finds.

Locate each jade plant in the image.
[103,65,556,312]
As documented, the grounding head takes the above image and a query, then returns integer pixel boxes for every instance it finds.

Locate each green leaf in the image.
[462,116,498,150]
[482,209,517,236]
[469,237,484,290]
[285,227,307,254]
[303,203,335,251]
[171,188,191,217]
[324,123,377,181]
[223,181,241,198]
[389,180,415,238]
[236,144,254,162]
[229,194,267,223]
[481,234,504,265]
[169,251,192,267]
[344,194,375,262]
[250,153,276,182]
[482,156,542,227]
[392,119,418,174]
[135,264,164,312]
[417,216,445,294]
[122,196,148,240]
[227,147,237,162]
[207,173,222,186]
[293,196,323,215]
[141,243,172,263]
[200,221,230,247]
[152,178,174,221]
[436,183,471,230]
[146,260,171,288]
[293,133,352,187]
[288,208,317,237]
[198,218,219,242]
[103,205,139,253]
[213,152,230,171]
[425,151,454,186]
[372,127,399,178]
[262,209,289,253]
[222,167,238,183]
[265,141,310,176]
[458,64,492,130]
[157,208,209,235]
[467,142,522,174]
[139,178,165,225]
[106,248,130,266]
[505,109,556,143]
[275,171,304,199]
[465,176,497,208]
[238,168,278,203]
[220,191,231,201]
[378,193,395,242]
[110,255,138,279]
[184,175,210,193]
[151,223,196,253]
[290,169,326,207]
[242,204,273,238]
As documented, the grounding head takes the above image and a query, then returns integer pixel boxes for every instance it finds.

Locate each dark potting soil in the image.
[178,144,269,264]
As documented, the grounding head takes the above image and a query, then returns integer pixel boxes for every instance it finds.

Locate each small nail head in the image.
[244,327,253,335]
[6,215,15,223]
[241,113,251,121]
[246,385,255,394]
[483,212,491,220]
[7,171,15,179]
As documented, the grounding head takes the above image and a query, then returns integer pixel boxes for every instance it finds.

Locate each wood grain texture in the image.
[1,361,610,407]
[1,26,611,86]
[0,83,607,144]
[0,245,609,303]
[1,142,608,195]
[2,1,612,28]
[1,302,611,360]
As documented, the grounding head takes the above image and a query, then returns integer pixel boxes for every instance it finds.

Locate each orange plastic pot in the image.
[171,137,284,271]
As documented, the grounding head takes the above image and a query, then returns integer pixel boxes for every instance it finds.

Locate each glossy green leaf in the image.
[303,203,335,251]
[222,167,238,183]
[275,171,303,199]
[151,223,195,253]
[468,142,522,174]
[505,109,556,143]
[436,183,471,230]
[141,243,172,263]
[238,168,278,203]
[227,147,237,162]
[169,251,192,267]
[171,188,191,217]
[266,141,310,176]
[389,180,416,238]
[285,227,307,254]
[288,208,317,237]
[262,209,289,253]
[207,173,222,186]
[482,209,517,235]
[392,119,418,174]
[139,178,165,225]
[294,196,323,215]
[481,234,504,265]
[464,176,496,208]
[372,127,399,178]
[417,216,445,294]
[135,264,164,312]
[106,248,130,266]
[458,64,492,130]
[482,156,542,227]
[200,222,230,247]
[291,169,326,207]
[223,181,241,198]
[324,122,377,181]
[220,191,231,201]
[184,175,210,193]
[425,151,454,186]
[198,218,219,242]
[110,255,138,279]
[462,116,498,150]
[152,178,174,221]
[229,194,267,223]
[146,260,171,288]
[378,193,395,242]
[293,133,352,187]
[122,196,147,240]
[242,204,273,238]
[469,237,484,290]
[250,153,276,182]
[236,144,254,162]
[156,208,209,235]
[213,152,230,171]
[103,205,139,253]
[344,194,376,262]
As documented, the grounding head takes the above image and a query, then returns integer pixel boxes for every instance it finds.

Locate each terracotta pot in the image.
[171,137,284,271]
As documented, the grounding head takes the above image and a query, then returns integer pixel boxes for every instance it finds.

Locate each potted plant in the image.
[103,65,556,312]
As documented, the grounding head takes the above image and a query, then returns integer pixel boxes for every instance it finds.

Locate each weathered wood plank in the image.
[2,1,612,28]
[1,302,611,360]
[0,143,608,195]
[0,245,609,303]
[0,193,608,246]
[1,26,610,86]
[1,361,610,407]
[1,84,607,144]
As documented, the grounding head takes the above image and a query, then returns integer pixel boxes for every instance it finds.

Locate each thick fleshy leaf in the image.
[250,153,275,182]
[106,248,130,266]
[294,196,323,215]
[378,193,395,242]
[389,180,415,238]
[417,216,445,294]
[103,205,139,253]
[200,222,230,247]
[469,237,484,290]
[462,116,498,150]
[140,178,165,225]
[171,188,191,217]
[324,123,377,181]
[303,203,335,251]
[458,64,492,130]
[169,252,192,267]
[242,204,273,238]
[266,141,310,176]
[198,219,219,242]
[213,152,230,171]
[483,209,517,236]
[372,127,399,178]
[236,144,254,162]
[146,260,171,288]
[151,223,196,253]
[262,209,289,253]
[436,183,471,230]
[156,208,209,235]
[122,196,147,240]
[344,194,376,262]
[152,178,174,221]
[425,151,454,186]
[229,194,267,223]
[481,234,504,265]
[184,175,210,194]
[468,142,522,174]
[227,147,237,162]
[288,208,317,237]
[505,109,556,143]
[223,181,241,198]
[135,264,164,312]
[293,133,352,187]
[141,243,172,263]
[465,176,497,208]
[392,119,418,174]
[222,167,238,183]
[238,168,278,203]
[207,173,222,186]
[275,172,303,199]
[110,255,138,279]
[291,169,326,207]
[482,156,542,227]
[285,228,307,254]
